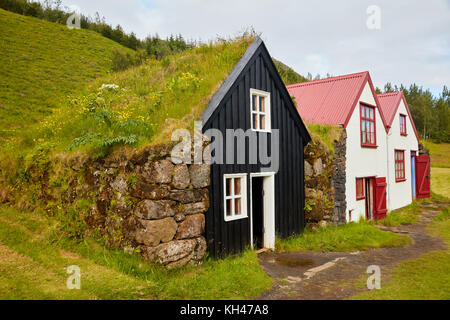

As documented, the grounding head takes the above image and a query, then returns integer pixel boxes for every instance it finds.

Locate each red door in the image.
[416,155,430,198]
[374,177,387,220]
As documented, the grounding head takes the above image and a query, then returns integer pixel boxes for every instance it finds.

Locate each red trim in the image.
[400,93,420,142]
[343,72,389,133]
[356,177,365,200]
[400,114,407,136]
[360,103,377,147]
[395,149,406,182]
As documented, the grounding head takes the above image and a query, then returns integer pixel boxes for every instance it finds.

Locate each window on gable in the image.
[224,174,248,221]
[356,178,365,200]
[250,89,271,132]
[400,114,407,136]
[360,104,377,147]
[395,150,406,182]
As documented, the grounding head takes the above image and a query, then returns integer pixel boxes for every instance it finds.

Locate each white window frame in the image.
[250,88,271,133]
[223,173,248,222]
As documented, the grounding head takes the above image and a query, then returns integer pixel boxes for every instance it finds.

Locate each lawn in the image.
[422,140,450,168]
[0,205,272,300]
[351,206,450,300]
[275,222,411,252]
[431,168,450,199]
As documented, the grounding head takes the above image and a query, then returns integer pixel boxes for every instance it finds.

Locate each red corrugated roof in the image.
[287,71,388,131]
[377,91,420,141]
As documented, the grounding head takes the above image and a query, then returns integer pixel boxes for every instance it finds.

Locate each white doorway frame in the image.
[249,172,276,249]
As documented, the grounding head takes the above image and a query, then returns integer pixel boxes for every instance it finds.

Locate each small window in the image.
[224,174,248,221]
[356,178,365,200]
[400,114,407,136]
[360,104,377,147]
[395,150,406,182]
[250,89,271,132]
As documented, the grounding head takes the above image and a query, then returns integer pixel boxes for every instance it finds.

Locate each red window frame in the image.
[400,114,407,136]
[356,178,365,200]
[360,103,377,148]
[395,150,406,182]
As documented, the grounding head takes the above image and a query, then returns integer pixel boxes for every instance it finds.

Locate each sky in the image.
[62,0,450,97]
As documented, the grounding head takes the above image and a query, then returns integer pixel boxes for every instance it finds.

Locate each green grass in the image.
[431,168,450,199]
[0,9,132,141]
[376,202,421,227]
[0,205,272,300]
[352,204,450,300]
[275,221,411,252]
[3,35,253,159]
[306,123,343,154]
[422,140,450,168]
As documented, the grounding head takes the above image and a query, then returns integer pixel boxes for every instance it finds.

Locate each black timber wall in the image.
[203,45,307,258]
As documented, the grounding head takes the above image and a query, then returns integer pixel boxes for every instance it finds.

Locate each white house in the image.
[287,71,428,223]
[377,91,420,210]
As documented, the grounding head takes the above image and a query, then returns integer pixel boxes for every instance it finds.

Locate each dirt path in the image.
[257,201,449,300]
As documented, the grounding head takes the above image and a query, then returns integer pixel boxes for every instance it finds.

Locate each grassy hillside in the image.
[273,58,308,85]
[422,140,450,168]
[7,36,253,159]
[0,8,133,140]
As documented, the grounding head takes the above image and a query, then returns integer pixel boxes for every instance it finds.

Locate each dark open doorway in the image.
[365,178,374,220]
[252,177,264,249]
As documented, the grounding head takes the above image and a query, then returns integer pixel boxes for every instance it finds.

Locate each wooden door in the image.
[374,177,387,220]
[416,155,430,199]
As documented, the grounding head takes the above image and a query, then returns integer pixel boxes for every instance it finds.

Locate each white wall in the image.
[386,99,419,211]
[345,81,388,222]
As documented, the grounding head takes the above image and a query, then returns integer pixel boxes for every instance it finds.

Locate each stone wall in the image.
[51,144,210,268]
[331,129,347,224]
[304,129,347,226]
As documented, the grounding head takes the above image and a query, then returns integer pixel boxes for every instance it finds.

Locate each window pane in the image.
[370,122,374,133]
[369,108,374,120]
[226,199,232,216]
[371,133,375,144]
[260,115,265,130]
[234,178,241,196]
[252,113,258,129]
[235,198,241,215]
[252,95,257,111]
[226,178,232,196]
[260,96,265,112]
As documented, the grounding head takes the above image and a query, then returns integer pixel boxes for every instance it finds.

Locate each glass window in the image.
[224,174,248,221]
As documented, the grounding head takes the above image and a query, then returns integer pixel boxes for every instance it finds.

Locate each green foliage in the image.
[276,221,411,252]
[382,83,450,143]
[0,8,133,139]
[0,0,192,54]
[111,49,147,72]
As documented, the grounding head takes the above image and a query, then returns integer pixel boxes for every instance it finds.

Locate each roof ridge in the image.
[287,71,368,89]
[378,91,402,97]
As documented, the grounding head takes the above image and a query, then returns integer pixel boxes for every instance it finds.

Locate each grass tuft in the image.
[276,221,411,252]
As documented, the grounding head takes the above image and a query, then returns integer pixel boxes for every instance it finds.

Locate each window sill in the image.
[396,178,407,183]
[224,215,248,222]
[251,128,272,134]
[356,196,366,201]
[361,144,378,149]
[401,133,407,136]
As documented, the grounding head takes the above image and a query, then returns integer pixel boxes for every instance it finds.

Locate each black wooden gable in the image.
[202,37,311,143]
[201,37,310,257]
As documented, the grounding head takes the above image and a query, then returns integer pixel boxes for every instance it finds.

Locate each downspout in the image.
[386,126,392,211]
